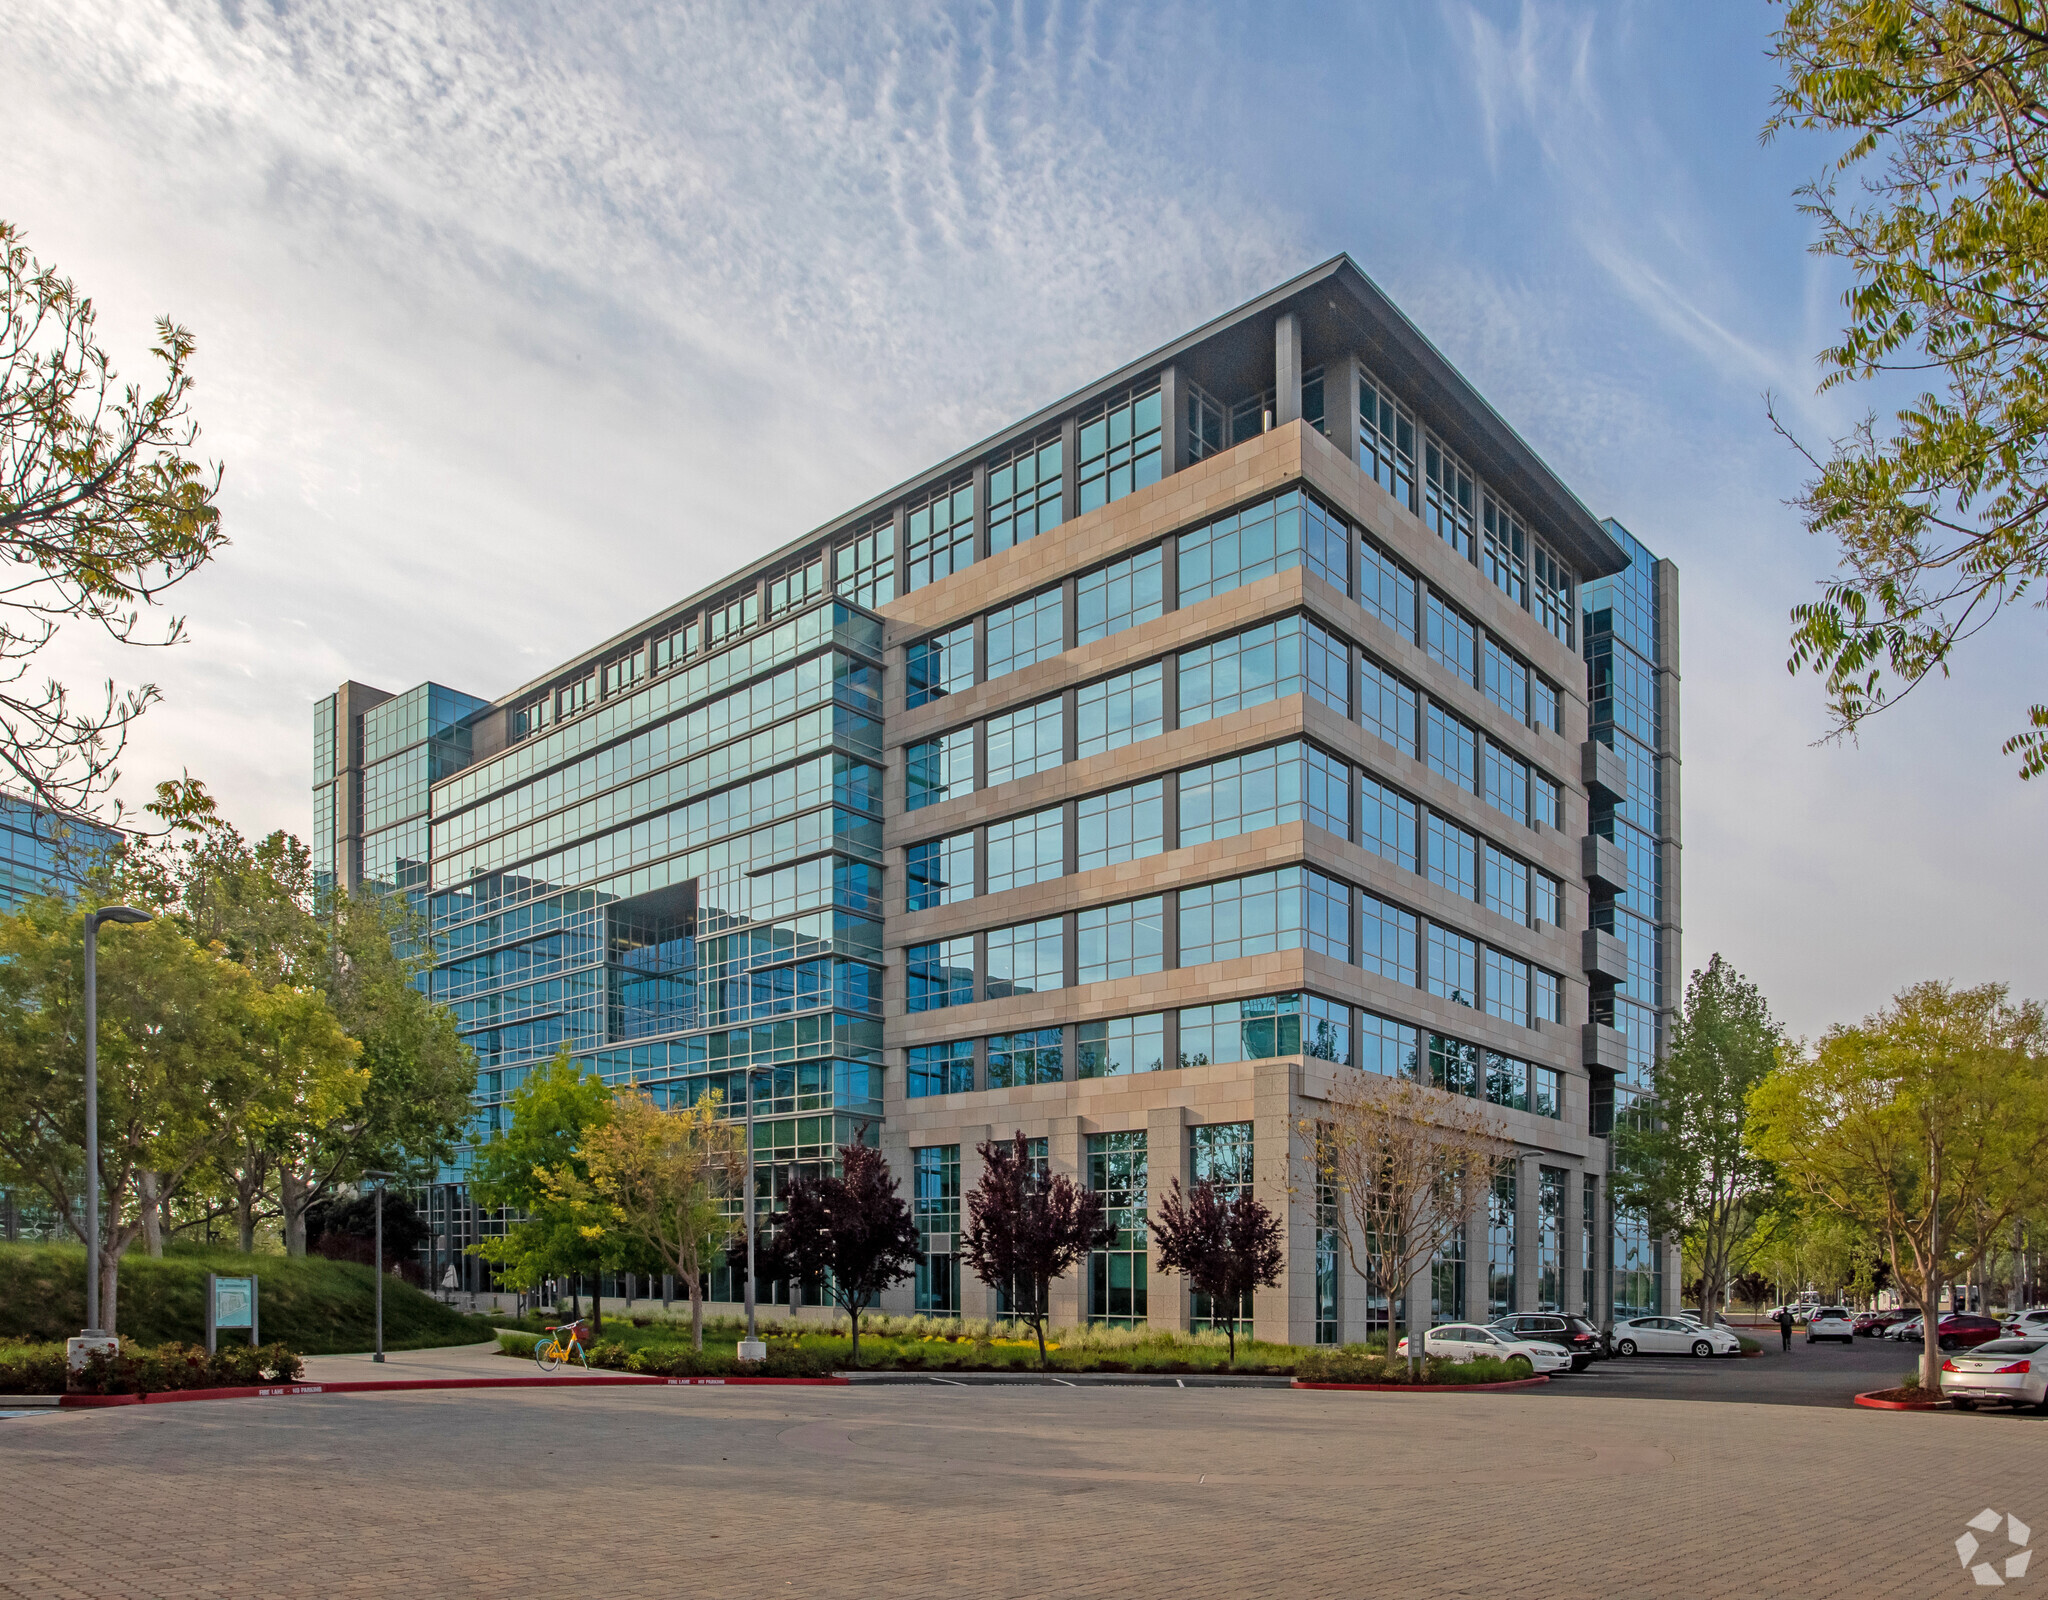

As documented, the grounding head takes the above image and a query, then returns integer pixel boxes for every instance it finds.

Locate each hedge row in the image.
[0,1339,305,1395]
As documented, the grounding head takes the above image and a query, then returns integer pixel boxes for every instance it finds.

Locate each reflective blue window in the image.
[1430,1033,1481,1095]
[1358,771,1417,871]
[1076,663,1163,758]
[986,807,1063,893]
[986,698,1063,786]
[1426,594,1476,684]
[1078,1013,1166,1077]
[987,588,1063,680]
[1179,866,1347,966]
[988,1027,1064,1087]
[1484,948,1531,1027]
[1177,489,1348,603]
[1358,534,1417,643]
[1483,843,1529,926]
[1484,742,1530,827]
[1076,546,1163,644]
[1361,892,1418,987]
[1077,779,1164,871]
[1484,638,1530,723]
[1482,494,1528,608]
[1428,925,1478,1007]
[1179,615,1345,726]
[904,481,975,594]
[907,938,975,1011]
[913,1040,974,1089]
[1179,994,1346,1067]
[1078,387,1162,514]
[907,624,973,708]
[1358,370,1417,511]
[1427,813,1477,900]
[986,918,1064,997]
[906,727,974,811]
[905,830,973,911]
[1424,435,1477,561]
[1077,896,1165,983]
[1360,657,1419,758]
[1361,1010,1420,1077]
[1535,870,1561,928]
[988,435,1063,553]
[1427,703,1478,793]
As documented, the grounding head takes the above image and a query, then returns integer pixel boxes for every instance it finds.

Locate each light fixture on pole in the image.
[363,1170,399,1364]
[75,905,151,1360]
[739,1064,766,1364]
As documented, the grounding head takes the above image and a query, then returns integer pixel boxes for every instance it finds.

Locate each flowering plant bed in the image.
[0,1337,304,1396]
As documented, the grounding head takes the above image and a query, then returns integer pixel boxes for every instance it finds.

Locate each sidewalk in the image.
[298,1337,601,1385]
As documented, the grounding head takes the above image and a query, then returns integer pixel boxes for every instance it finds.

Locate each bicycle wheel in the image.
[535,1337,564,1374]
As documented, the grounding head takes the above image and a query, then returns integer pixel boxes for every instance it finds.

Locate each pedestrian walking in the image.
[1776,1305,1794,1351]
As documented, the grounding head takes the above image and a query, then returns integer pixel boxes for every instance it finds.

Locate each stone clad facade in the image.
[313,256,1680,1332]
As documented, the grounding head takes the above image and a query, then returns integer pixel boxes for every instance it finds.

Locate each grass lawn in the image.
[0,1241,499,1354]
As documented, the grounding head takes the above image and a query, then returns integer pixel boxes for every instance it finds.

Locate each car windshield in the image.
[1972,1339,2046,1356]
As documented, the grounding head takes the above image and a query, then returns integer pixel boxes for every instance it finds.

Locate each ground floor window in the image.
[913,1144,960,1315]
[1613,1203,1660,1318]
[1189,1122,1255,1334]
[1088,1131,1147,1326]
[1536,1167,1564,1313]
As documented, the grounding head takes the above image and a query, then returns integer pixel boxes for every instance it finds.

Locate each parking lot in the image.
[1542,1323,1982,1408]
[5,1364,2043,1600]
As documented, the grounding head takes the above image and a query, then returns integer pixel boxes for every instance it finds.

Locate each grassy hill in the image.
[0,1242,499,1353]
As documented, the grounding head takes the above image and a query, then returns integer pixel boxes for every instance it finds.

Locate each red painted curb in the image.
[52,1373,849,1406]
[1291,1375,1551,1392]
[1852,1390,1948,1411]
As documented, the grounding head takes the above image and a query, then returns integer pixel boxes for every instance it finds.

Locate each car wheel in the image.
[1691,1339,1712,1358]
[1571,1356,1591,1372]
[1615,1338,1637,1357]
[1952,1397,1976,1412]
[1938,1336,1956,1351]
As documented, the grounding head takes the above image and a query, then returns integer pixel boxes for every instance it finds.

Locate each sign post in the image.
[207,1273,257,1353]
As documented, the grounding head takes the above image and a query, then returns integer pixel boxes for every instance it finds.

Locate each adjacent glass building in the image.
[316,256,1680,1330]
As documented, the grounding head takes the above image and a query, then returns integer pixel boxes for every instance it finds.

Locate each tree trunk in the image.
[138,1171,163,1258]
[569,1274,580,1318]
[99,1249,121,1338]
[279,1169,312,1257]
[237,1180,257,1253]
[689,1274,703,1351]
[591,1271,604,1335]
[849,1302,861,1368]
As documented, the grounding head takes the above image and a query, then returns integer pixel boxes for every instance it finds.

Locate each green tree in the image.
[0,894,358,1331]
[0,222,226,812]
[1612,956,1783,1327]
[121,782,473,1254]
[469,1051,620,1332]
[1769,3,2048,776]
[575,1090,746,1352]
[1749,979,2048,1388]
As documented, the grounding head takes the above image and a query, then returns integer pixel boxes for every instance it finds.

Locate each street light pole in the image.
[80,906,152,1341]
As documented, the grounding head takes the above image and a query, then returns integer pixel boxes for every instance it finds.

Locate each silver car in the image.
[1942,1337,2048,1412]
[1612,1315,1743,1357]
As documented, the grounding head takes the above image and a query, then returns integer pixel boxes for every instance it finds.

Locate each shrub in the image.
[0,1340,70,1394]
[1294,1349,1535,1385]
[66,1341,304,1395]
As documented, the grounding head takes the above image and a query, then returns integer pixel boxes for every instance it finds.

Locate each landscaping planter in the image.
[1292,1375,1550,1392]
[1852,1387,1948,1411]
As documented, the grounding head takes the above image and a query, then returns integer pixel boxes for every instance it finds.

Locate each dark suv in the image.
[1487,1313,1606,1370]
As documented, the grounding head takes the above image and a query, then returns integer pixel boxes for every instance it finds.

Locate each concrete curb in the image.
[48,1373,850,1407]
[1292,1375,1551,1392]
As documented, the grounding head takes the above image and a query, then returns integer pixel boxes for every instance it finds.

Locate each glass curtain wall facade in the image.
[1582,518,1682,1319]
[317,257,1672,1334]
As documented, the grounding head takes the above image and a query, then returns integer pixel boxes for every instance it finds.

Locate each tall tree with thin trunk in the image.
[1612,955,1783,1327]
[1150,1178,1284,1364]
[573,1089,746,1352]
[961,1132,1112,1369]
[1303,1074,1508,1375]
[1749,980,2048,1390]
[772,1139,920,1367]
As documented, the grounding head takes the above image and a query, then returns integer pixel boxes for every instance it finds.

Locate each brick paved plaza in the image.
[3,1380,2041,1599]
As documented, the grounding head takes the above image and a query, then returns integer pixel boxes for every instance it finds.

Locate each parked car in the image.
[1611,1316,1744,1358]
[1853,1310,1908,1337]
[1805,1307,1856,1344]
[1486,1313,1606,1370]
[1885,1314,1924,1342]
[2000,1310,2048,1340]
[1393,1323,1573,1374]
[1941,1338,2048,1412]
[1764,1304,1816,1325]
[1897,1313,2005,1349]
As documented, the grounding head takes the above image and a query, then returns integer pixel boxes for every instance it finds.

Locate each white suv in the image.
[1805,1307,1855,1344]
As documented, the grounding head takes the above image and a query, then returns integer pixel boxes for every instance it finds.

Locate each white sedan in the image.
[1394,1323,1572,1373]
[1612,1315,1743,1357]
[1942,1337,2048,1412]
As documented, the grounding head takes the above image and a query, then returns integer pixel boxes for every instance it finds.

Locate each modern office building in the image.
[313,256,1681,1333]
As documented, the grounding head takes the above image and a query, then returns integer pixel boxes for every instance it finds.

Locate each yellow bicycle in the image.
[533,1319,590,1372]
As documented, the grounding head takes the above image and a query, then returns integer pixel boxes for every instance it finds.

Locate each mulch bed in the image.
[1853,1387,1947,1411]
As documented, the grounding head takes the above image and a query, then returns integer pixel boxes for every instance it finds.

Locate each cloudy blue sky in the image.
[1,0,2038,1035]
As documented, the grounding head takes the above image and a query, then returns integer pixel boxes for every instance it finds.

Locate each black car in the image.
[1487,1313,1606,1370]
